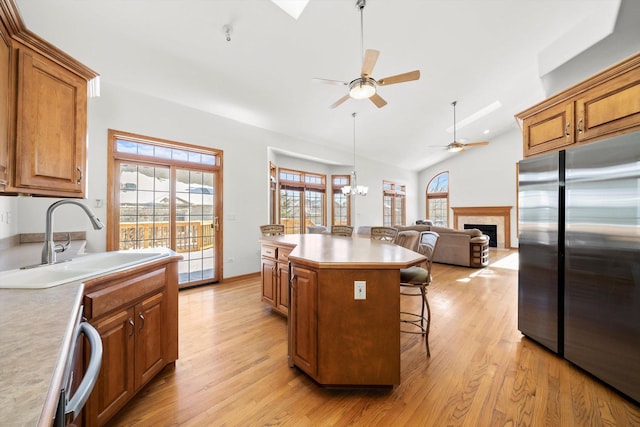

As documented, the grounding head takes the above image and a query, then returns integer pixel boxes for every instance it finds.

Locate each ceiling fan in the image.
[312,0,420,109]
[442,101,490,152]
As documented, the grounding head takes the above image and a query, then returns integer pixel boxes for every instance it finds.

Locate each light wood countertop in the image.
[260,234,426,269]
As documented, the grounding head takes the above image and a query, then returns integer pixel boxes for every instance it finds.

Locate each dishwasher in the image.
[54,304,102,427]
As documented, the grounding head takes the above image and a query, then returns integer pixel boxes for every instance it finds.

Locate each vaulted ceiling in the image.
[15,0,627,171]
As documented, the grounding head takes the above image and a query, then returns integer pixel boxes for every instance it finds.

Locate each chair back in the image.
[370,226,398,242]
[395,230,420,251]
[331,225,354,237]
[260,224,285,236]
[417,231,440,273]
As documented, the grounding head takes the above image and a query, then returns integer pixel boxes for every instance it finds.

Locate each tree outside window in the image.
[427,172,449,226]
[382,181,406,227]
[331,175,351,225]
[279,168,326,234]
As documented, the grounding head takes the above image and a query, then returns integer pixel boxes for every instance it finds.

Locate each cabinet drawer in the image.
[278,248,291,263]
[261,246,277,259]
[84,268,166,319]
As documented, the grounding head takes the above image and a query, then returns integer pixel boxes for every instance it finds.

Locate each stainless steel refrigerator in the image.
[518,131,640,402]
[518,151,563,354]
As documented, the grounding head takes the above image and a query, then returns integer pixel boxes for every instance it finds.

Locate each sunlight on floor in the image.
[489,253,519,270]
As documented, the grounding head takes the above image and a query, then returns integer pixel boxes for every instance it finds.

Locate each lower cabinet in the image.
[82,259,178,427]
[260,243,292,316]
[289,265,317,375]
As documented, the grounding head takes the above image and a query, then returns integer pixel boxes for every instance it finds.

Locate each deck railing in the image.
[119,220,214,253]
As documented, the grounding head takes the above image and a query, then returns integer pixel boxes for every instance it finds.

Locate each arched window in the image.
[426,172,449,227]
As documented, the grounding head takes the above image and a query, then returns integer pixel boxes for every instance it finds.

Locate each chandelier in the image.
[342,112,368,196]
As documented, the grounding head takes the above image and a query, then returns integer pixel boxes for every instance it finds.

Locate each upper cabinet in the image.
[516,52,640,158]
[0,0,98,197]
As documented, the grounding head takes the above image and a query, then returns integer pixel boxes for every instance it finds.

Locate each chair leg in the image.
[421,287,431,357]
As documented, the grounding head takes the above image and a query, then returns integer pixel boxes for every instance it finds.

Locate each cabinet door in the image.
[135,292,166,389]
[522,102,574,157]
[276,261,289,314]
[576,66,640,143]
[289,265,317,376]
[0,24,10,188]
[85,308,135,427]
[14,44,87,196]
[261,257,277,306]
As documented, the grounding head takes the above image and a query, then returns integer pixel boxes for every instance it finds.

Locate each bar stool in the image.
[400,231,439,356]
[260,224,285,236]
[331,225,354,236]
[370,226,398,242]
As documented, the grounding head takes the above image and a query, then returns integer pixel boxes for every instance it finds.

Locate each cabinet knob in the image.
[139,313,145,331]
[128,318,135,338]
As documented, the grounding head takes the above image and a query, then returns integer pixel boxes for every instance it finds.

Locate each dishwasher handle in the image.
[65,321,102,420]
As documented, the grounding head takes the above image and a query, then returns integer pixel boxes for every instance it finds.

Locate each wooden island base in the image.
[260,234,426,387]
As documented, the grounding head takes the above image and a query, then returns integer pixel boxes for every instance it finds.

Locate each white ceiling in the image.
[14,0,623,171]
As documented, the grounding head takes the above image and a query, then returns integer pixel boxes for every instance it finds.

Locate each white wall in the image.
[0,196,18,239]
[13,82,418,278]
[418,126,523,248]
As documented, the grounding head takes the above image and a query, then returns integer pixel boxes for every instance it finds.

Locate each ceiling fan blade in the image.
[329,94,350,109]
[377,70,420,86]
[312,78,348,86]
[462,141,490,147]
[369,93,387,108]
[361,49,380,78]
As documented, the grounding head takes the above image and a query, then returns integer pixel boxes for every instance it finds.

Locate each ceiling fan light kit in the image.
[349,78,376,99]
[442,101,490,153]
[314,0,420,109]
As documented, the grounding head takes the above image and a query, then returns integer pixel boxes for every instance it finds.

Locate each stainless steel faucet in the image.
[41,200,104,265]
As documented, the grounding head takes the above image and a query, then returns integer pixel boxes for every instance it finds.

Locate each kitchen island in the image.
[259,234,426,387]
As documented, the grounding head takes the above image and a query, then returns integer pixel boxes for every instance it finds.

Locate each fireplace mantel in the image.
[451,206,512,248]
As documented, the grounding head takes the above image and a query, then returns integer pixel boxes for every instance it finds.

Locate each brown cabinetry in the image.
[517,53,640,158]
[260,243,291,316]
[0,0,98,197]
[289,265,317,376]
[0,18,9,187]
[82,258,179,427]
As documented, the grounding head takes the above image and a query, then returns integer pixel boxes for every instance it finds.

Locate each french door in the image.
[108,130,222,288]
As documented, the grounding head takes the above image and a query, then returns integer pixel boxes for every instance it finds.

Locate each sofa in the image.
[395,225,490,268]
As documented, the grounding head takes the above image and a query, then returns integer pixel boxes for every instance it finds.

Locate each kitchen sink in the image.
[0,251,170,289]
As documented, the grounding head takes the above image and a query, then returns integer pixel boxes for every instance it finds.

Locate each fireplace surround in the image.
[452,206,512,249]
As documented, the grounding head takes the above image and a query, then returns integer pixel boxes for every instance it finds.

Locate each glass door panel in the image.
[176,169,216,285]
[118,163,171,251]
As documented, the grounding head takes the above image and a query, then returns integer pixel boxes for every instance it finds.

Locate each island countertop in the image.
[259,234,426,269]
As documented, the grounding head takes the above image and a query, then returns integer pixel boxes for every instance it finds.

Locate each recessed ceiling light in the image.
[483,129,490,135]
[270,0,310,20]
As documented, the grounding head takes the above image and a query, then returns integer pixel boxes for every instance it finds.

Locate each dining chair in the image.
[370,226,398,242]
[399,231,439,357]
[260,224,285,236]
[331,225,354,237]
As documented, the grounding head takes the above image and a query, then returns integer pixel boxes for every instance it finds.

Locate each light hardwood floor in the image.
[108,249,640,426]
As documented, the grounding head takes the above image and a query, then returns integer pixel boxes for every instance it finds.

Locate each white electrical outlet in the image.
[354,281,366,300]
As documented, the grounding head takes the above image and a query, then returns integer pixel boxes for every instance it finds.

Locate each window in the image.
[108,129,222,288]
[331,175,351,225]
[427,172,449,226]
[382,181,406,227]
[279,168,326,234]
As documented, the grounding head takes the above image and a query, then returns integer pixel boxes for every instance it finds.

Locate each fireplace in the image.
[464,224,498,248]
[451,206,512,249]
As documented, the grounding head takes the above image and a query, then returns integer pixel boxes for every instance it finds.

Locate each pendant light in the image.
[342,112,368,196]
